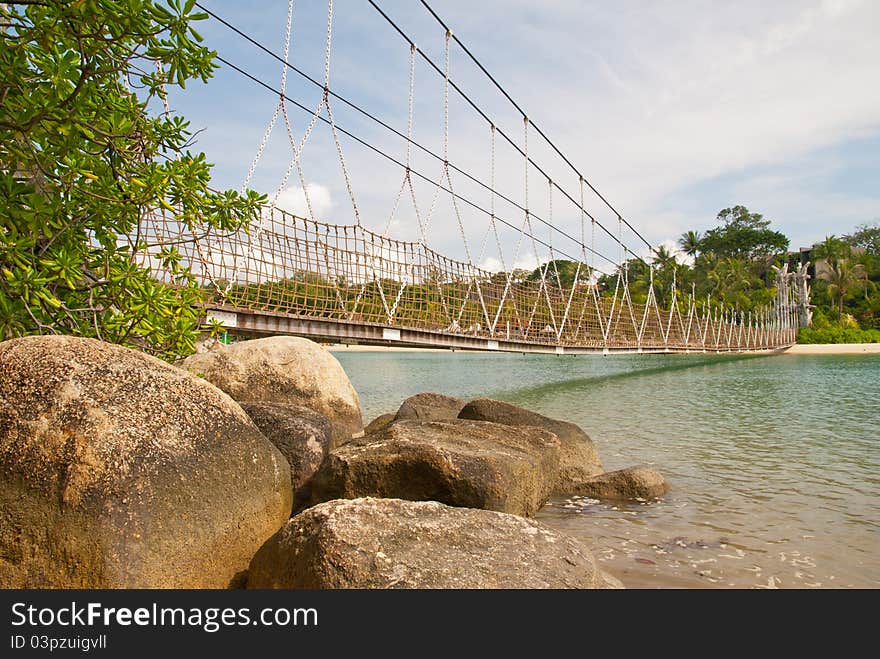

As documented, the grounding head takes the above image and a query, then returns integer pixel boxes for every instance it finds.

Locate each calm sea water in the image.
[332,349,880,589]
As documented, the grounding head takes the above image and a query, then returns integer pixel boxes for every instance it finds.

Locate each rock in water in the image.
[570,466,668,500]
[239,402,332,513]
[364,413,395,435]
[458,398,603,493]
[308,419,561,517]
[395,392,466,422]
[180,336,363,448]
[0,336,292,588]
[248,498,622,589]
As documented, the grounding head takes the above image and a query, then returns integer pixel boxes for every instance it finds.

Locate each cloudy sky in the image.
[169,0,880,274]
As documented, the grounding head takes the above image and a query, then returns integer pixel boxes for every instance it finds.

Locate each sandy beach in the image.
[784,343,880,355]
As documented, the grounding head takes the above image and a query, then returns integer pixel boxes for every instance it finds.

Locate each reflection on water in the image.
[333,350,880,588]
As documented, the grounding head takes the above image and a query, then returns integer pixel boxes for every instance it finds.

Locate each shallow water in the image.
[333,350,880,588]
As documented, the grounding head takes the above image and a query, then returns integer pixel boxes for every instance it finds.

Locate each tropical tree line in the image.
[800,227,879,342]
[521,206,879,342]
[594,206,879,342]
[596,205,789,314]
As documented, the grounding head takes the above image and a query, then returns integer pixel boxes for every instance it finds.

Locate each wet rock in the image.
[180,336,362,448]
[458,398,603,493]
[395,392,466,422]
[239,402,332,513]
[248,498,623,589]
[0,336,292,588]
[569,466,668,500]
[309,419,561,517]
[364,413,395,435]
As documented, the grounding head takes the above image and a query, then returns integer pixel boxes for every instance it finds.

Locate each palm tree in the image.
[649,245,681,307]
[679,230,702,258]
[652,244,676,270]
[706,257,756,303]
[813,235,850,270]
[854,252,878,300]
[703,254,723,296]
[821,258,867,314]
[722,257,752,290]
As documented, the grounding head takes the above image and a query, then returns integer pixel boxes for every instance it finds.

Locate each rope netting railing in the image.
[131,0,801,352]
[135,205,798,351]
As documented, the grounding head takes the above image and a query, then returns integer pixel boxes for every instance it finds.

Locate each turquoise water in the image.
[333,350,880,589]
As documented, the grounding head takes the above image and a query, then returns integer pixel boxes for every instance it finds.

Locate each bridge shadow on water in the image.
[335,347,781,422]
[490,351,774,406]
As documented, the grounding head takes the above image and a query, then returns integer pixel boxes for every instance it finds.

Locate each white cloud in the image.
[479,253,541,273]
[451,0,880,244]
[272,183,334,220]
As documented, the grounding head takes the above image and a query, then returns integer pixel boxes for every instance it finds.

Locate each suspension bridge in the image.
[140,0,808,354]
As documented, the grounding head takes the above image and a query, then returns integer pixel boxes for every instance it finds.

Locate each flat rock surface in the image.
[459,398,603,492]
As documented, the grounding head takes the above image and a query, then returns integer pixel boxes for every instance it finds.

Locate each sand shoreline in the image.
[783,343,880,355]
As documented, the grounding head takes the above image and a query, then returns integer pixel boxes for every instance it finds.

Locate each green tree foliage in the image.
[843,223,880,324]
[699,206,789,260]
[845,222,880,254]
[812,235,850,266]
[593,206,786,315]
[527,259,581,288]
[798,323,880,344]
[820,259,870,314]
[0,1,264,359]
[810,235,876,324]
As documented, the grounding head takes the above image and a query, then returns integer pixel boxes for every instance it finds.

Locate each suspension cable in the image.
[215,54,616,270]
[196,2,632,270]
[365,0,651,265]
[196,1,647,266]
[417,0,655,254]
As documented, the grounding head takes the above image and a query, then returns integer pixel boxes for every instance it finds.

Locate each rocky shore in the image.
[0,334,668,589]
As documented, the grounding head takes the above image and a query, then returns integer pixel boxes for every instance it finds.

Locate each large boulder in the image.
[0,336,292,588]
[458,398,603,493]
[180,336,362,448]
[395,392,466,422]
[239,402,332,514]
[248,498,622,589]
[309,419,560,517]
[569,466,668,500]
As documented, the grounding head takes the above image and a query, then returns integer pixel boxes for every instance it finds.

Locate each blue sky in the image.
[169,0,880,273]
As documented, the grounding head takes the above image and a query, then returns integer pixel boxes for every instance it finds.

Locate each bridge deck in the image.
[206,306,794,355]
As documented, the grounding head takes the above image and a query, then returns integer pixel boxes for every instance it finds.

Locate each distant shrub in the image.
[798,327,880,344]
